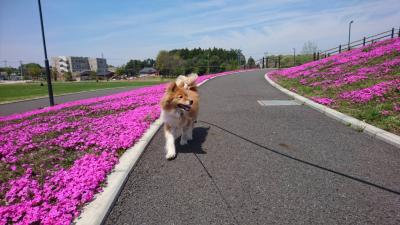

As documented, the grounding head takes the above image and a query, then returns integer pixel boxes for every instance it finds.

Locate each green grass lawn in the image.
[0,80,170,103]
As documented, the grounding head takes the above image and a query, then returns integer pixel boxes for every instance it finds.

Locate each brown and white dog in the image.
[160,73,199,160]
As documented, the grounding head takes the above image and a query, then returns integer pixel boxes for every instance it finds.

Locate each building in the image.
[0,72,6,80]
[69,57,91,74]
[139,67,158,77]
[54,56,67,72]
[51,56,108,81]
[89,58,107,74]
[107,66,117,73]
[9,73,22,81]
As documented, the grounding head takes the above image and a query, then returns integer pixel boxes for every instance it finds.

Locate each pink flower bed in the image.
[340,79,400,103]
[0,70,250,224]
[310,97,335,106]
[268,37,400,108]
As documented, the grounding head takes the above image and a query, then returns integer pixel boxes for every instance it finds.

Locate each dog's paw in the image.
[165,151,176,160]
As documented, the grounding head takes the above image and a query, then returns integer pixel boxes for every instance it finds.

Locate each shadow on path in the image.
[175,126,210,155]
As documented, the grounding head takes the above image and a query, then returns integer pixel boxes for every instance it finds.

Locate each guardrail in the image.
[255,26,400,69]
[318,27,400,59]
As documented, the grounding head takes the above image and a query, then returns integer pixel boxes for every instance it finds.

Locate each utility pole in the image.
[262,57,265,69]
[237,50,240,68]
[264,52,268,68]
[235,49,243,69]
[348,20,354,50]
[20,61,24,77]
[2,60,7,67]
[293,48,296,66]
[101,52,104,59]
[38,0,55,106]
[207,52,210,74]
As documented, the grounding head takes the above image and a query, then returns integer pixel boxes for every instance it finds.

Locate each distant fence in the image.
[256,26,400,69]
[255,54,313,69]
[319,27,400,58]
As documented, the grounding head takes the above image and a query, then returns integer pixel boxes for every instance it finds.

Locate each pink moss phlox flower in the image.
[267,37,400,107]
[268,37,400,83]
[340,79,400,103]
[310,97,335,105]
[394,104,400,112]
[0,69,252,224]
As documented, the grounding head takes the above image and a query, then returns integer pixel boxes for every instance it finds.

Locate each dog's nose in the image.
[189,100,193,105]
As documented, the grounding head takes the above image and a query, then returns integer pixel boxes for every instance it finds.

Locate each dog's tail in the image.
[186,73,198,86]
[176,73,198,89]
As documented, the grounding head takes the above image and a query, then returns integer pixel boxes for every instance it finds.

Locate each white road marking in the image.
[258,100,300,106]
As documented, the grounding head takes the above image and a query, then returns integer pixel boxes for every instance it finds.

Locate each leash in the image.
[192,153,240,225]
[197,120,400,196]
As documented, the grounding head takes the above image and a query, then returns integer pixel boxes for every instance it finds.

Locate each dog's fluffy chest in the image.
[161,109,188,128]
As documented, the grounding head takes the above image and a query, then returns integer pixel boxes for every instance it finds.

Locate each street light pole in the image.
[236,50,241,69]
[293,48,296,66]
[348,20,354,50]
[237,50,240,68]
[207,52,210,74]
[20,61,24,78]
[38,0,54,106]
[264,51,268,68]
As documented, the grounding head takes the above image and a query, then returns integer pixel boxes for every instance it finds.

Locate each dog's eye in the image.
[178,95,183,99]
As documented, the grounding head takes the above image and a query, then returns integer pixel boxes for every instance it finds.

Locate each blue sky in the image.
[1,0,400,67]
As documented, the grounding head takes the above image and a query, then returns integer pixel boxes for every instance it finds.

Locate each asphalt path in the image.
[0,86,145,117]
[105,70,400,225]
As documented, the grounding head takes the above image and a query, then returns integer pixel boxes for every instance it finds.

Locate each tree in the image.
[171,54,185,75]
[301,41,319,55]
[115,66,125,76]
[155,51,185,77]
[51,67,58,81]
[0,67,17,75]
[192,57,207,75]
[236,49,246,67]
[154,48,247,76]
[142,58,155,68]
[247,57,256,68]
[89,71,97,81]
[125,60,143,76]
[63,72,73,81]
[24,63,42,80]
[119,58,156,77]
[155,51,170,76]
[209,55,221,73]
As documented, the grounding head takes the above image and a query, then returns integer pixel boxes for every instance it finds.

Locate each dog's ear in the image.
[175,79,185,88]
[176,75,187,88]
[167,82,177,93]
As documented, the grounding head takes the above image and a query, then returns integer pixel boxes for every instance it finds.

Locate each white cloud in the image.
[184,0,400,60]
[2,0,400,67]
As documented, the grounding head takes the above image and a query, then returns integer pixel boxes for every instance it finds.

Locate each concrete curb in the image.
[264,72,400,149]
[74,118,163,225]
[73,73,233,225]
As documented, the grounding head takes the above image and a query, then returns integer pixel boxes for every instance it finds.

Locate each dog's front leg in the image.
[187,121,194,141]
[180,127,188,145]
[164,124,176,160]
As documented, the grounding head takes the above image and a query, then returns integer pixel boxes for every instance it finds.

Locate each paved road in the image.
[105,70,400,225]
[0,86,145,116]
